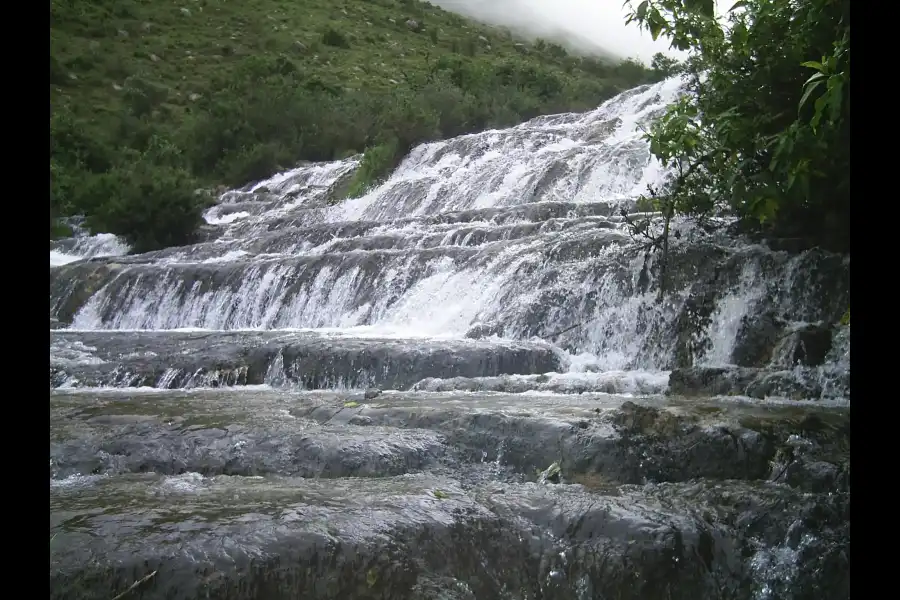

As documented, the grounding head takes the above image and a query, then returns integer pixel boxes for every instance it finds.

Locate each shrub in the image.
[322,27,350,48]
[83,163,207,253]
[344,139,401,199]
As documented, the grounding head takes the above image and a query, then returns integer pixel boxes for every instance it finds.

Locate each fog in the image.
[430,0,683,63]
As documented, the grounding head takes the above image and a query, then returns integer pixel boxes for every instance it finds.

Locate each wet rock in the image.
[50,394,447,479]
[669,283,719,368]
[50,330,562,391]
[779,459,845,494]
[538,461,562,484]
[771,322,833,367]
[668,366,759,396]
[745,370,823,400]
[51,386,849,599]
[464,322,503,339]
[193,223,224,243]
[363,388,382,400]
[50,473,849,600]
[731,311,786,367]
[50,261,127,325]
[55,388,851,487]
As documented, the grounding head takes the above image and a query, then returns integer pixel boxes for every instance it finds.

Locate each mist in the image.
[430,0,681,64]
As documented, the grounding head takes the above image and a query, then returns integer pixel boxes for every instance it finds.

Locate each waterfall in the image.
[50,76,849,400]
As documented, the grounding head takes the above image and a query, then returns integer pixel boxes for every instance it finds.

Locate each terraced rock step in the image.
[50,389,851,599]
[51,388,850,490]
[50,330,562,390]
[50,470,849,600]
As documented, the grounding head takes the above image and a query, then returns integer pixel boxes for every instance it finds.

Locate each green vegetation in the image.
[50,0,659,251]
[623,0,850,266]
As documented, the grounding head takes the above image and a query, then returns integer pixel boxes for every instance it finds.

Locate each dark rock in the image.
[50,262,126,325]
[781,459,844,493]
[668,366,759,396]
[771,323,833,367]
[193,223,224,243]
[464,322,503,339]
[745,370,823,400]
[49,474,849,600]
[669,283,719,368]
[364,388,382,400]
[731,311,786,367]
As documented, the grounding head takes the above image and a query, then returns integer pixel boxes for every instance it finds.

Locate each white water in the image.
[49,232,129,266]
[50,77,849,398]
[63,79,683,337]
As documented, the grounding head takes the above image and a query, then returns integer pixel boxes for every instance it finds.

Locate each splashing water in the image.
[50,76,849,399]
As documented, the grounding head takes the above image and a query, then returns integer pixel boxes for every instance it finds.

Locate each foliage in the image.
[649,52,683,78]
[50,0,658,251]
[624,0,850,253]
[345,140,400,200]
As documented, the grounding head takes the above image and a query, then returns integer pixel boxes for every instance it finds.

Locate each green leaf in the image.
[811,94,827,130]
[729,0,748,11]
[798,79,823,112]
[840,309,850,326]
[828,82,843,122]
[343,401,360,408]
[636,1,649,21]
[800,60,824,72]
[732,22,748,46]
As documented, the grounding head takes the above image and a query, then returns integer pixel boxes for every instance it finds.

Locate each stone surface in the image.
[771,323,834,368]
[50,330,561,391]
[732,311,785,367]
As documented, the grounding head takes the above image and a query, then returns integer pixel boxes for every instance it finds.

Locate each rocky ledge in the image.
[49,330,561,391]
[51,388,850,600]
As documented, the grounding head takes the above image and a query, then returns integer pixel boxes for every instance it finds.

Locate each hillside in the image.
[50,0,660,252]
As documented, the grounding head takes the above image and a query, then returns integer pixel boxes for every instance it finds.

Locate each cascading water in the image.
[50,76,849,398]
[49,77,850,600]
[49,231,129,267]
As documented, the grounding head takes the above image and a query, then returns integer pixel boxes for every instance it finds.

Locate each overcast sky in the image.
[431,0,690,63]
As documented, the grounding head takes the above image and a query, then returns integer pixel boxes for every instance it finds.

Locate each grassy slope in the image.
[52,0,649,136]
[50,0,659,249]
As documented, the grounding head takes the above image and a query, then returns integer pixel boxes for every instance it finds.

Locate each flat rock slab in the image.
[50,330,562,390]
[49,472,849,600]
[51,389,850,489]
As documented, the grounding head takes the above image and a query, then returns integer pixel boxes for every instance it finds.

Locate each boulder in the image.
[771,323,833,367]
